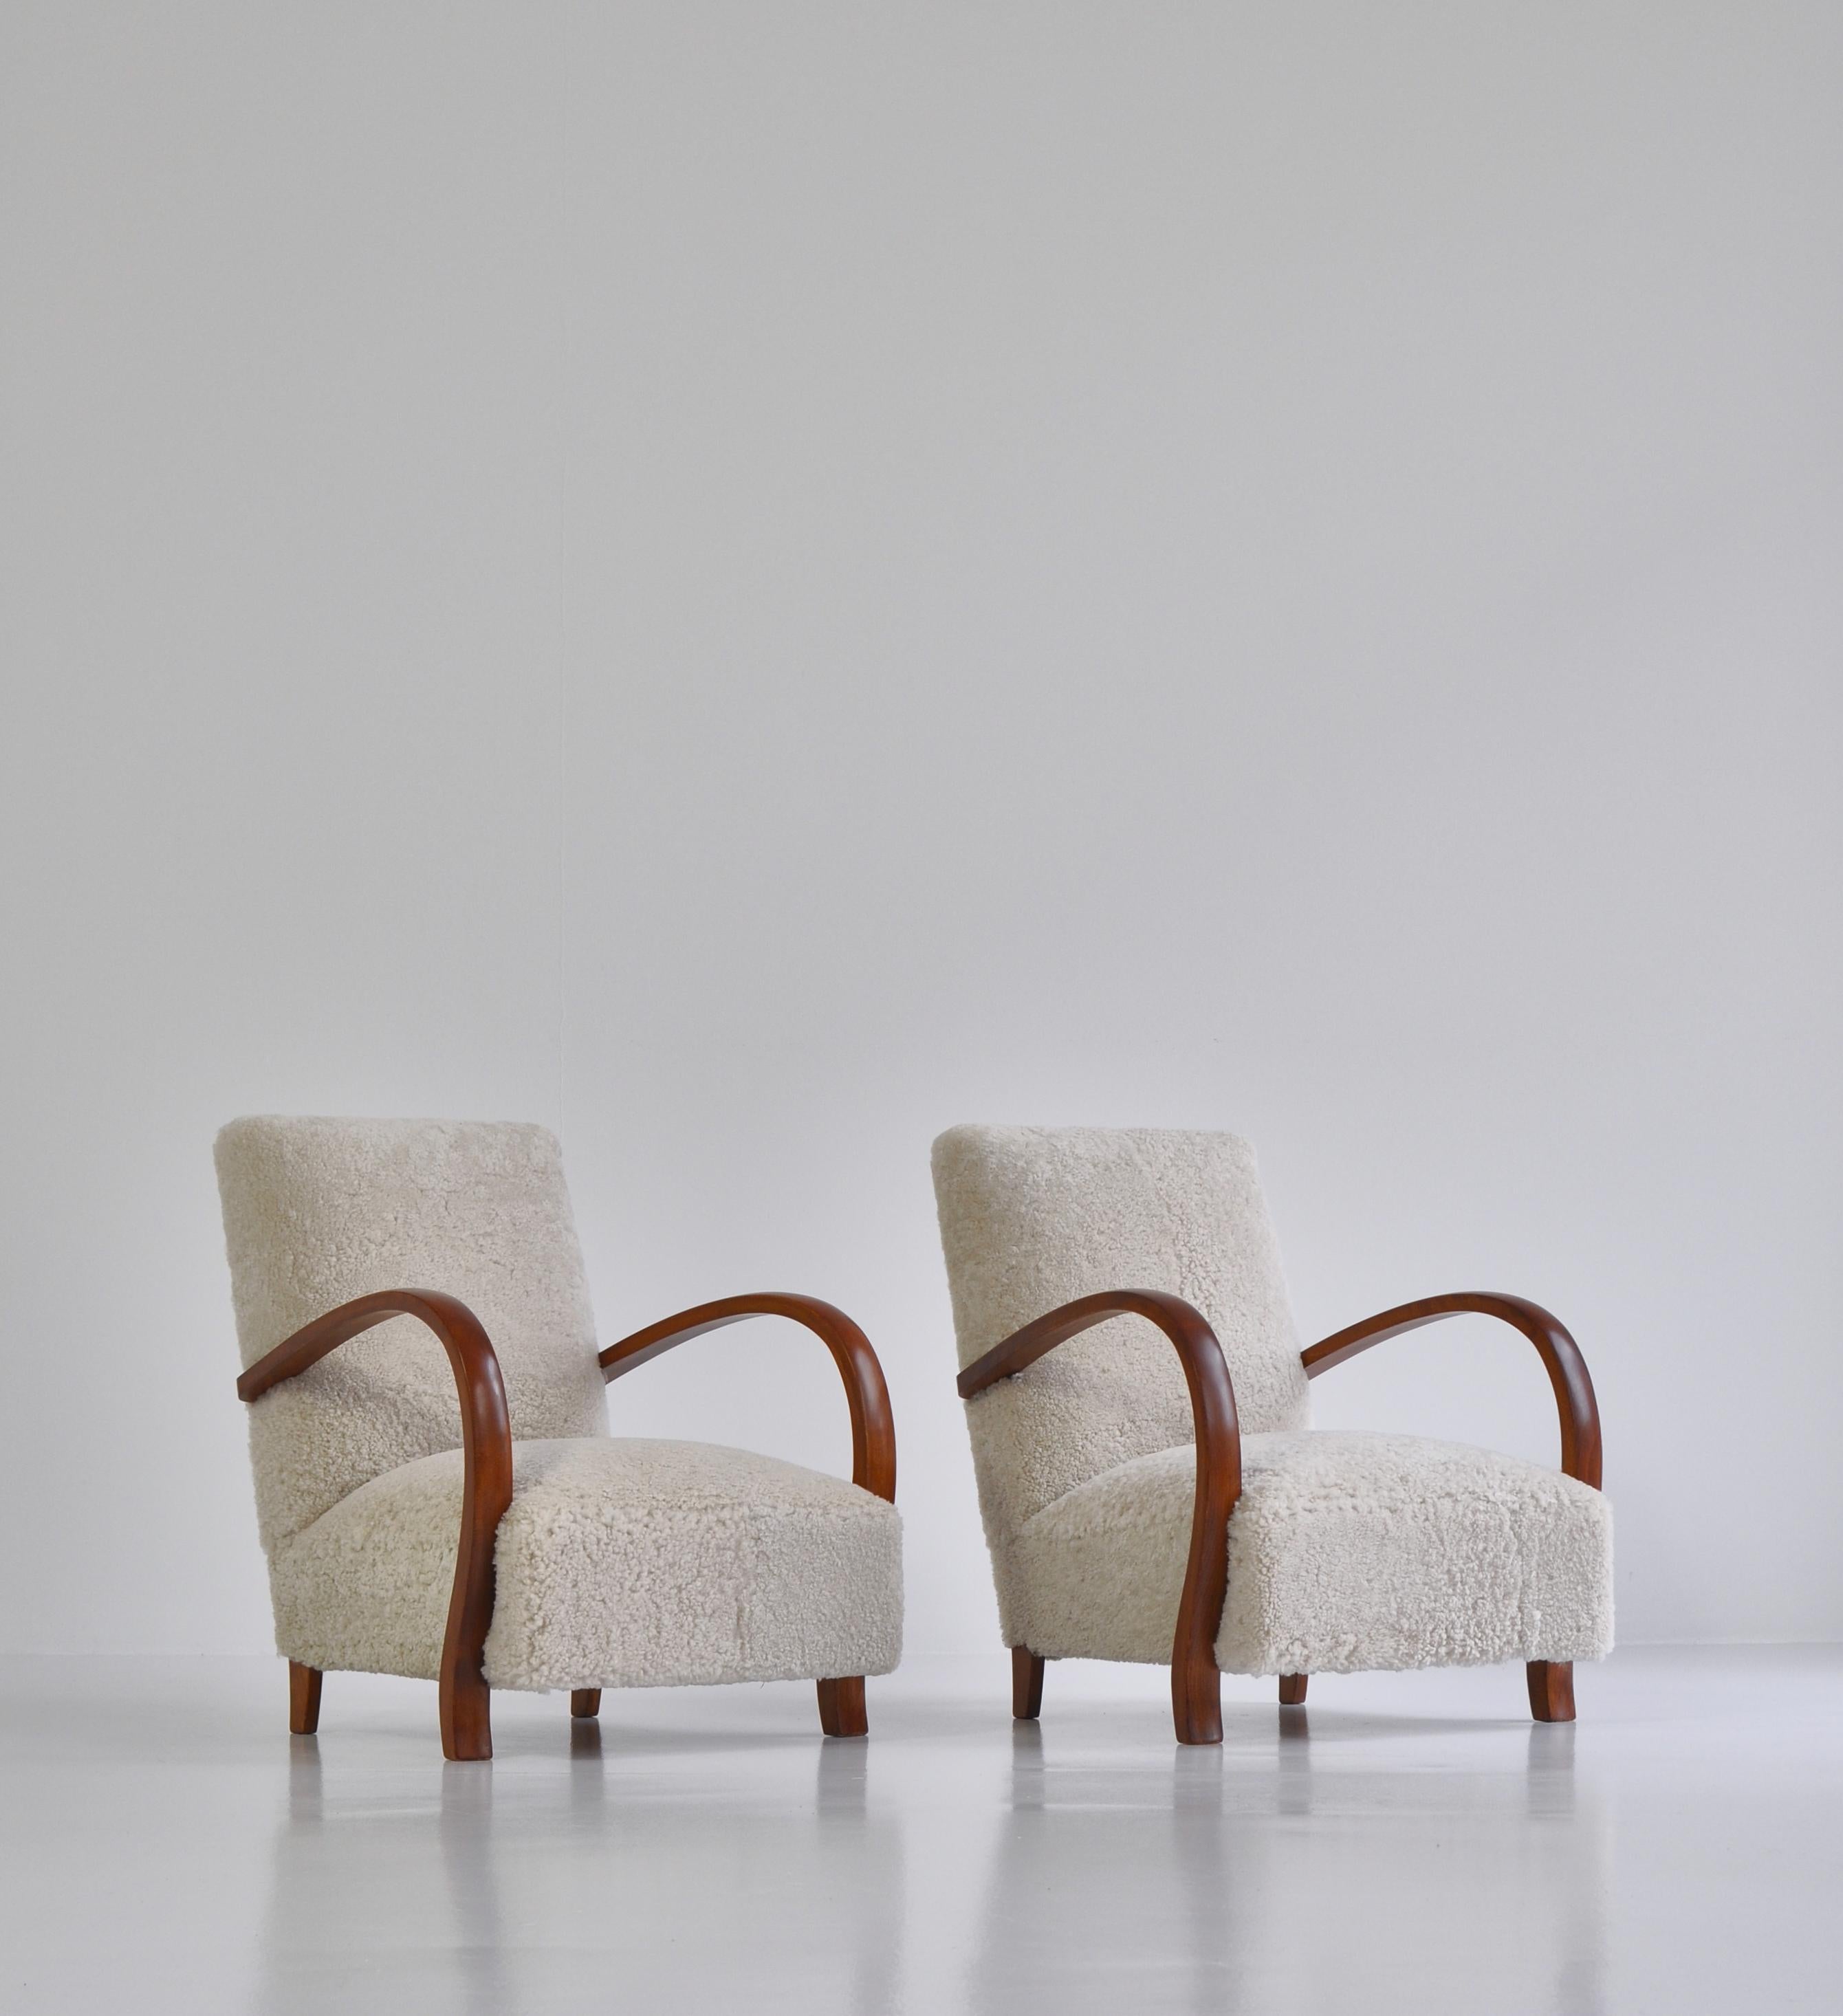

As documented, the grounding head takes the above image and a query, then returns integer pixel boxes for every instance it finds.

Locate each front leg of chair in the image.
[1302,1293,1604,1725]
[441,1661,492,1760]
[239,1289,515,1764]
[435,1343,513,1762]
[817,1676,868,1738]
[600,1294,897,1744]
[1173,1643,1223,1744]
[570,1689,602,1720]
[1527,1660,1575,1722]
[1012,1647,1045,1720]
[957,1289,1241,1749]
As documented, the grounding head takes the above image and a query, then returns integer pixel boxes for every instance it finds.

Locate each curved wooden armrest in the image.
[599,1293,897,1502]
[1300,1291,1602,1488]
[235,1289,512,1760]
[957,1290,1240,1744]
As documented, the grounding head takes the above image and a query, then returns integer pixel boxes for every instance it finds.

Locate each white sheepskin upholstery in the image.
[271,1438,904,1691]
[217,1116,903,1692]
[933,1124,1613,1676]
[217,1117,609,1548]
[933,1125,1309,1639]
[1013,1432,1613,1672]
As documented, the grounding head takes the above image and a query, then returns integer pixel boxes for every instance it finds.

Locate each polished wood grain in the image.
[1300,1291,1601,1489]
[238,1289,513,1762]
[570,1689,601,1720]
[1278,1674,1307,1707]
[816,1677,869,1738]
[959,1290,1240,1745]
[601,1293,897,1500]
[289,1661,322,1735]
[1303,1291,1602,1722]
[1012,1647,1045,1720]
[1527,1659,1575,1722]
[601,1293,898,1736]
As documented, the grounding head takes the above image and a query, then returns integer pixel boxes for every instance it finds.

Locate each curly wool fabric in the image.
[933,1125,1612,1676]
[217,1117,902,1691]
[272,1437,902,1691]
[216,1117,609,1549]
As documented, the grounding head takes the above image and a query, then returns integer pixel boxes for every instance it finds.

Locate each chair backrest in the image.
[216,1117,608,1549]
[932,1126,1310,1537]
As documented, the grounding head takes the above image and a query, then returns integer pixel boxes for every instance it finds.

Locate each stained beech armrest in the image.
[956,1290,1240,1745]
[599,1293,897,1502]
[1300,1291,1602,1489]
[235,1289,513,1761]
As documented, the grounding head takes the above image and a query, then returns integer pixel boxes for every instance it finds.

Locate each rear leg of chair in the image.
[1527,1660,1575,1722]
[570,1689,601,1720]
[289,1661,322,1735]
[1278,1674,1308,1706]
[816,1677,868,1738]
[1012,1647,1045,1720]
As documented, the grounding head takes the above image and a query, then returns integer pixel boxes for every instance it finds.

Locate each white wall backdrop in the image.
[1,6,569,1649]
[3,3,1838,1655]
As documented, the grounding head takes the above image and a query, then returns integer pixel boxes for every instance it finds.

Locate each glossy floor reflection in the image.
[2,1649,1837,2013]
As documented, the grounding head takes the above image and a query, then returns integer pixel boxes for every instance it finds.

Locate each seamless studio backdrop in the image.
[3,3,1839,1665]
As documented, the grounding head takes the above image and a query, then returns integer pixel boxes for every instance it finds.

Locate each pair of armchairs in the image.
[218,1118,1612,1760]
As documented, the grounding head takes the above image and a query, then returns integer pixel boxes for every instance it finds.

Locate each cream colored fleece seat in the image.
[1014,1430,1609,1674]
[933,1126,1611,1732]
[217,1117,902,1755]
[274,1436,899,1692]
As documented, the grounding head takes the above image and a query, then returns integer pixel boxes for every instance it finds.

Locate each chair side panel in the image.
[932,1126,1310,1555]
[216,1116,608,1548]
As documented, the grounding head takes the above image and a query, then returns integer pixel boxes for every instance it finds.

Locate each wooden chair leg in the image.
[817,1676,868,1738]
[440,1654,493,1761]
[1012,1647,1045,1720]
[1172,1647,1223,1745]
[288,1661,322,1735]
[570,1689,602,1720]
[1278,1674,1308,1706]
[1527,1660,1575,1722]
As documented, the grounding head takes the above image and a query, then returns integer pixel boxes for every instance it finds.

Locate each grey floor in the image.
[2,1648,1837,2015]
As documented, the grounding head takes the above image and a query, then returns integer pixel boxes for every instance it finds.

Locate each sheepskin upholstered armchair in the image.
[217,1117,901,1760]
[932,1126,1611,1744]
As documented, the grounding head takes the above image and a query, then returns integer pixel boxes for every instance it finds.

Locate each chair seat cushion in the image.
[1011,1430,1612,1674]
[269,1438,904,1691]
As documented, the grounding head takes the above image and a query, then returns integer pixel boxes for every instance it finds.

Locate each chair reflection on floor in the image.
[963,1698,1611,2016]
[435,1762,512,2015]
[963,1720,1247,2014]
[257,1705,905,2013]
